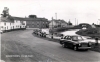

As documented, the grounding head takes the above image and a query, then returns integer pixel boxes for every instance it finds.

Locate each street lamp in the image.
[55,13,57,20]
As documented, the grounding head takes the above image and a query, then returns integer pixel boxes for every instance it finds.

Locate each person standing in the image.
[95,37,98,45]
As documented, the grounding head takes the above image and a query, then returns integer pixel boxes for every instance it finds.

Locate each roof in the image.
[0,17,14,22]
[79,23,90,25]
[52,19,67,24]
[0,16,49,22]
[12,16,49,22]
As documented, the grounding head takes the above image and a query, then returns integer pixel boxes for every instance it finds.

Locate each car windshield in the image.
[72,36,83,41]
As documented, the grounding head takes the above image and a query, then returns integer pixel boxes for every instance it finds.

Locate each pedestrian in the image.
[95,37,98,46]
[51,33,53,39]
[61,34,64,38]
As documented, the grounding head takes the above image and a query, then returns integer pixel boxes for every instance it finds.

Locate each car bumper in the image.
[78,47,91,49]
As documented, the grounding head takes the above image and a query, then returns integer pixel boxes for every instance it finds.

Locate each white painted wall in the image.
[0,22,11,31]
[49,21,56,29]
[0,22,5,31]
[5,22,11,30]
[20,21,26,28]
[0,18,27,32]
[14,20,21,29]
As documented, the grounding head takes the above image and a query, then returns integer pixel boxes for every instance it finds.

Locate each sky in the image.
[0,0,100,25]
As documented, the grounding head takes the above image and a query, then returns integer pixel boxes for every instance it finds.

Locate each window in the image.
[7,26,8,29]
[5,27,6,30]
[64,36,68,39]
[10,23,11,25]
[67,36,71,40]
[72,36,78,41]
[32,22,34,24]
[72,36,83,41]
[4,23,6,25]
[1,26,3,28]
[13,26,14,29]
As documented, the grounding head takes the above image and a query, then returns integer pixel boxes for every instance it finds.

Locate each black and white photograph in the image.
[0,0,100,62]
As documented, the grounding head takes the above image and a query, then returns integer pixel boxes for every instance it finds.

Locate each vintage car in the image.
[59,35,93,51]
[33,29,39,35]
[40,32,46,37]
[40,29,49,37]
[33,29,49,37]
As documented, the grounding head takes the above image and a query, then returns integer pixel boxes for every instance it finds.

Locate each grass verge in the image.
[90,44,100,52]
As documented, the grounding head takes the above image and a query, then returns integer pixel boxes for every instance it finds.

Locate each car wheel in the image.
[62,43,66,48]
[40,34,42,37]
[42,34,44,37]
[60,41,62,44]
[44,35,46,37]
[40,34,42,36]
[74,46,78,51]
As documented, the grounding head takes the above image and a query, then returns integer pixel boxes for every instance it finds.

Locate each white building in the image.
[0,17,11,31]
[49,19,68,29]
[0,16,26,33]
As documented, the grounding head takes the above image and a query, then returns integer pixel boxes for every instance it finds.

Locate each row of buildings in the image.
[0,16,26,32]
[0,16,71,33]
[13,17,49,28]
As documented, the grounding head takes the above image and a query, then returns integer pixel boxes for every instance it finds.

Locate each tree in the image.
[92,23,96,25]
[29,15,37,18]
[2,7,9,17]
[68,21,72,25]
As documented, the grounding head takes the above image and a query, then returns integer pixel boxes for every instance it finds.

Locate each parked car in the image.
[40,32,46,37]
[0,30,3,34]
[33,29,41,35]
[59,35,93,51]
[40,29,49,37]
[33,29,37,34]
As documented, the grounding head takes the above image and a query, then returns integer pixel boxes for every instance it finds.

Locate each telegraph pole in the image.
[55,13,57,20]
[75,18,76,25]
[97,21,98,25]
[77,19,78,25]
[51,17,54,39]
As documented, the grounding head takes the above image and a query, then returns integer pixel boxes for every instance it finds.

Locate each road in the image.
[1,30,100,62]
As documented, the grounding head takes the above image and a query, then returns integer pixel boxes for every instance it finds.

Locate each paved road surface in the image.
[1,30,100,62]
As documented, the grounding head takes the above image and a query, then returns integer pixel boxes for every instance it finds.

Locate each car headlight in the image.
[79,43,81,46]
[88,42,92,45]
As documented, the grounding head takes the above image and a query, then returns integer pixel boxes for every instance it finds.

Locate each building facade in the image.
[25,18,49,28]
[12,17,49,28]
[49,19,68,29]
[0,16,26,32]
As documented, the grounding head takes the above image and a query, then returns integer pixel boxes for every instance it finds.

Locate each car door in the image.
[66,36,74,47]
[64,36,71,47]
